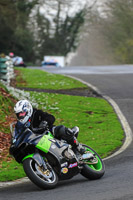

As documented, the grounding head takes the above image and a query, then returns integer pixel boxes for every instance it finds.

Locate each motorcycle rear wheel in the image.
[23,158,58,189]
[80,145,105,180]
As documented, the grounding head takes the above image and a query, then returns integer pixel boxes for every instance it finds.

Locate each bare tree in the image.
[31,0,96,60]
[91,0,133,64]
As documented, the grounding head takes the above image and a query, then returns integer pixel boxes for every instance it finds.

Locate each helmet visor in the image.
[16,111,27,120]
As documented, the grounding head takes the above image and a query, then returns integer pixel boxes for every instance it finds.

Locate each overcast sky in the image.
[39,0,107,17]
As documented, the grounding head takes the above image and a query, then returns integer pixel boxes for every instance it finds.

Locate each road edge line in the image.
[66,75,133,160]
[0,177,29,188]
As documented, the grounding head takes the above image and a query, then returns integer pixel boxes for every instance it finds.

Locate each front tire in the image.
[23,158,58,189]
[80,145,105,180]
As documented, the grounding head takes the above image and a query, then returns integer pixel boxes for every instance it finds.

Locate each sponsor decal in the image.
[68,162,78,168]
[61,162,68,168]
[61,168,68,174]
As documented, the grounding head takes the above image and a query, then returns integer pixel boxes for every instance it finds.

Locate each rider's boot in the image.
[73,138,86,154]
[67,127,86,154]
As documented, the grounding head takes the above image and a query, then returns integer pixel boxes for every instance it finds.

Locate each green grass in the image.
[15,68,87,90]
[0,160,26,181]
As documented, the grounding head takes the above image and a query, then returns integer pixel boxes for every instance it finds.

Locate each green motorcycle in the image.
[10,123,105,189]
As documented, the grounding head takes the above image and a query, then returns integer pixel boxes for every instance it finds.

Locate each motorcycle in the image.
[13,56,26,67]
[10,122,105,189]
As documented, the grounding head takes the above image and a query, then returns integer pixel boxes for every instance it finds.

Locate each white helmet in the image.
[14,100,33,124]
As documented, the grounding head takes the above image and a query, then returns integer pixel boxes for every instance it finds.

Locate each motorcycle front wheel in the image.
[23,158,58,189]
[80,145,105,180]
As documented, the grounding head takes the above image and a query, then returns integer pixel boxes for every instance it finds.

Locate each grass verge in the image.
[15,68,87,90]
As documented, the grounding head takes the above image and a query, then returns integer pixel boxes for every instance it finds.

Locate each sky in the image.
[39,0,107,19]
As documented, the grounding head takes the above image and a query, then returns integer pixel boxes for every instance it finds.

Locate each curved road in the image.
[1,65,133,200]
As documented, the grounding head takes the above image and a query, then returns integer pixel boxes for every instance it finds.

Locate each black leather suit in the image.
[15,108,75,145]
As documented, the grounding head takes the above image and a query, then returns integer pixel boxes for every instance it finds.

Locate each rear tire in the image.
[80,145,105,180]
[23,158,58,189]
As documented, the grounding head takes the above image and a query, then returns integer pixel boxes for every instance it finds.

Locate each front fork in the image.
[23,152,47,169]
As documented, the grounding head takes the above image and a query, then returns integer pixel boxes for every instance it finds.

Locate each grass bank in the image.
[0,68,124,181]
[15,68,87,90]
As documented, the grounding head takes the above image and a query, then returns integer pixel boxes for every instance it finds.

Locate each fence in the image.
[0,57,14,85]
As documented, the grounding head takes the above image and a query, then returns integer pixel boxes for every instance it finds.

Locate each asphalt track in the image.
[1,65,133,200]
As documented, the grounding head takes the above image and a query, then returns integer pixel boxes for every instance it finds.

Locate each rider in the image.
[9,52,14,58]
[9,52,26,67]
[14,99,85,154]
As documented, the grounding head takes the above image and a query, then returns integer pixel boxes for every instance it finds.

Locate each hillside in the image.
[0,83,16,163]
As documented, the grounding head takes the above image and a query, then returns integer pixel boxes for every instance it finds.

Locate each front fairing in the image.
[10,123,45,162]
[12,127,43,148]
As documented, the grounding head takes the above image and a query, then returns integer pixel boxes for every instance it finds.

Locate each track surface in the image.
[1,65,133,200]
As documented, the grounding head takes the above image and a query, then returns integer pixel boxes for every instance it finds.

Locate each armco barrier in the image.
[0,57,14,84]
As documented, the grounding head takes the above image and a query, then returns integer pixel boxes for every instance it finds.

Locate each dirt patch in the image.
[16,87,101,97]
[10,69,26,87]
[10,69,101,97]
